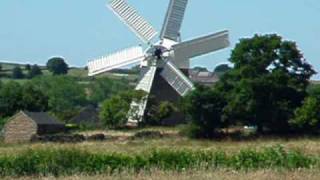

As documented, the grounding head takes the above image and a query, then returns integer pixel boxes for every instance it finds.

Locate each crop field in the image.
[1,127,320,179]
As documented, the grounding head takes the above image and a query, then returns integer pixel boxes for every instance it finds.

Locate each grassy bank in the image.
[0,146,318,176]
[5,169,320,180]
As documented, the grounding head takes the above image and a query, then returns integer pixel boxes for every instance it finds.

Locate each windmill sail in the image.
[173,30,230,60]
[161,61,194,96]
[128,66,157,124]
[109,0,158,43]
[88,46,144,76]
[160,0,188,42]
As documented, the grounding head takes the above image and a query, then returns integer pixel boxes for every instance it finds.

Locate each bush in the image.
[290,96,320,133]
[145,101,178,126]
[100,90,147,129]
[181,85,226,138]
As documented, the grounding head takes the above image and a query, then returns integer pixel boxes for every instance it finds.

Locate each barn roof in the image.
[70,105,100,126]
[22,111,64,125]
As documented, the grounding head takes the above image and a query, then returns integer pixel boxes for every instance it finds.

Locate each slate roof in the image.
[22,111,64,125]
[70,106,100,126]
[189,70,219,85]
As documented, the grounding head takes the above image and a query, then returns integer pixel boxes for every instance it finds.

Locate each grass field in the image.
[1,127,320,179]
[2,169,320,180]
[1,127,320,156]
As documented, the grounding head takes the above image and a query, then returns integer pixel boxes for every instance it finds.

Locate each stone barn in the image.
[3,111,65,143]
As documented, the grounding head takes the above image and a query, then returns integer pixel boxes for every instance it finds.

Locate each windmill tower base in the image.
[143,68,189,126]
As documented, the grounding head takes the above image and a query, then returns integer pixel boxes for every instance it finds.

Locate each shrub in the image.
[145,101,178,126]
[290,96,320,133]
[181,85,226,138]
[100,90,147,129]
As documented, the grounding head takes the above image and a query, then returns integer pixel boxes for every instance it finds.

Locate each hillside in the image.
[0,62,139,83]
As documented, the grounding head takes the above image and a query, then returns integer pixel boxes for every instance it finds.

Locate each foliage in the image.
[0,146,316,176]
[145,100,178,126]
[28,64,42,78]
[0,81,23,117]
[217,34,315,134]
[192,66,208,72]
[214,64,232,77]
[182,85,226,138]
[100,95,129,129]
[31,76,87,121]
[25,64,31,71]
[12,66,24,79]
[0,117,8,131]
[46,57,69,75]
[88,77,131,106]
[100,90,146,129]
[0,81,49,118]
[290,96,320,133]
[21,82,48,112]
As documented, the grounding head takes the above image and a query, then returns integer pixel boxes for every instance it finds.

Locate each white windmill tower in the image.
[88,0,230,125]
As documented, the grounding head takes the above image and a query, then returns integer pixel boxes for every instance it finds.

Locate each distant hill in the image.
[0,61,139,84]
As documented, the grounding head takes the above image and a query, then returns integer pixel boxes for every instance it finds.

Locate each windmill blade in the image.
[161,60,194,96]
[135,66,157,93]
[88,46,144,76]
[128,66,157,124]
[109,0,158,43]
[172,30,230,59]
[160,0,188,42]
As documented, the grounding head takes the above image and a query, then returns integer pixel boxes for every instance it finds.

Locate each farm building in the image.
[189,70,219,86]
[69,105,101,128]
[3,111,65,143]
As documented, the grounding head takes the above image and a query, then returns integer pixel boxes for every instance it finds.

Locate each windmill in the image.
[88,0,230,124]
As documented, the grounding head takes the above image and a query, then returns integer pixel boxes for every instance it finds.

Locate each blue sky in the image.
[0,0,319,77]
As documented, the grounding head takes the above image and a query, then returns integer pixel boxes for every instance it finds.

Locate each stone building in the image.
[3,111,65,143]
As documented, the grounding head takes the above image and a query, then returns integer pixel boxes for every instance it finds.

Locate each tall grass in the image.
[0,146,318,176]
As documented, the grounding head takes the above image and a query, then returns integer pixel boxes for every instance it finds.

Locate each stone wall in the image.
[4,112,37,143]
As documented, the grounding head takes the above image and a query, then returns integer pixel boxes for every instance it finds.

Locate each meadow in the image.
[1,127,320,179]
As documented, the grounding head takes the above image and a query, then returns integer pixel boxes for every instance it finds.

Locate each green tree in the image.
[12,66,24,79]
[31,76,87,120]
[28,65,42,78]
[219,34,315,134]
[25,64,31,71]
[214,64,232,77]
[46,57,69,75]
[88,77,131,106]
[182,85,226,138]
[21,83,48,112]
[0,81,23,117]
[100,90,146,129]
